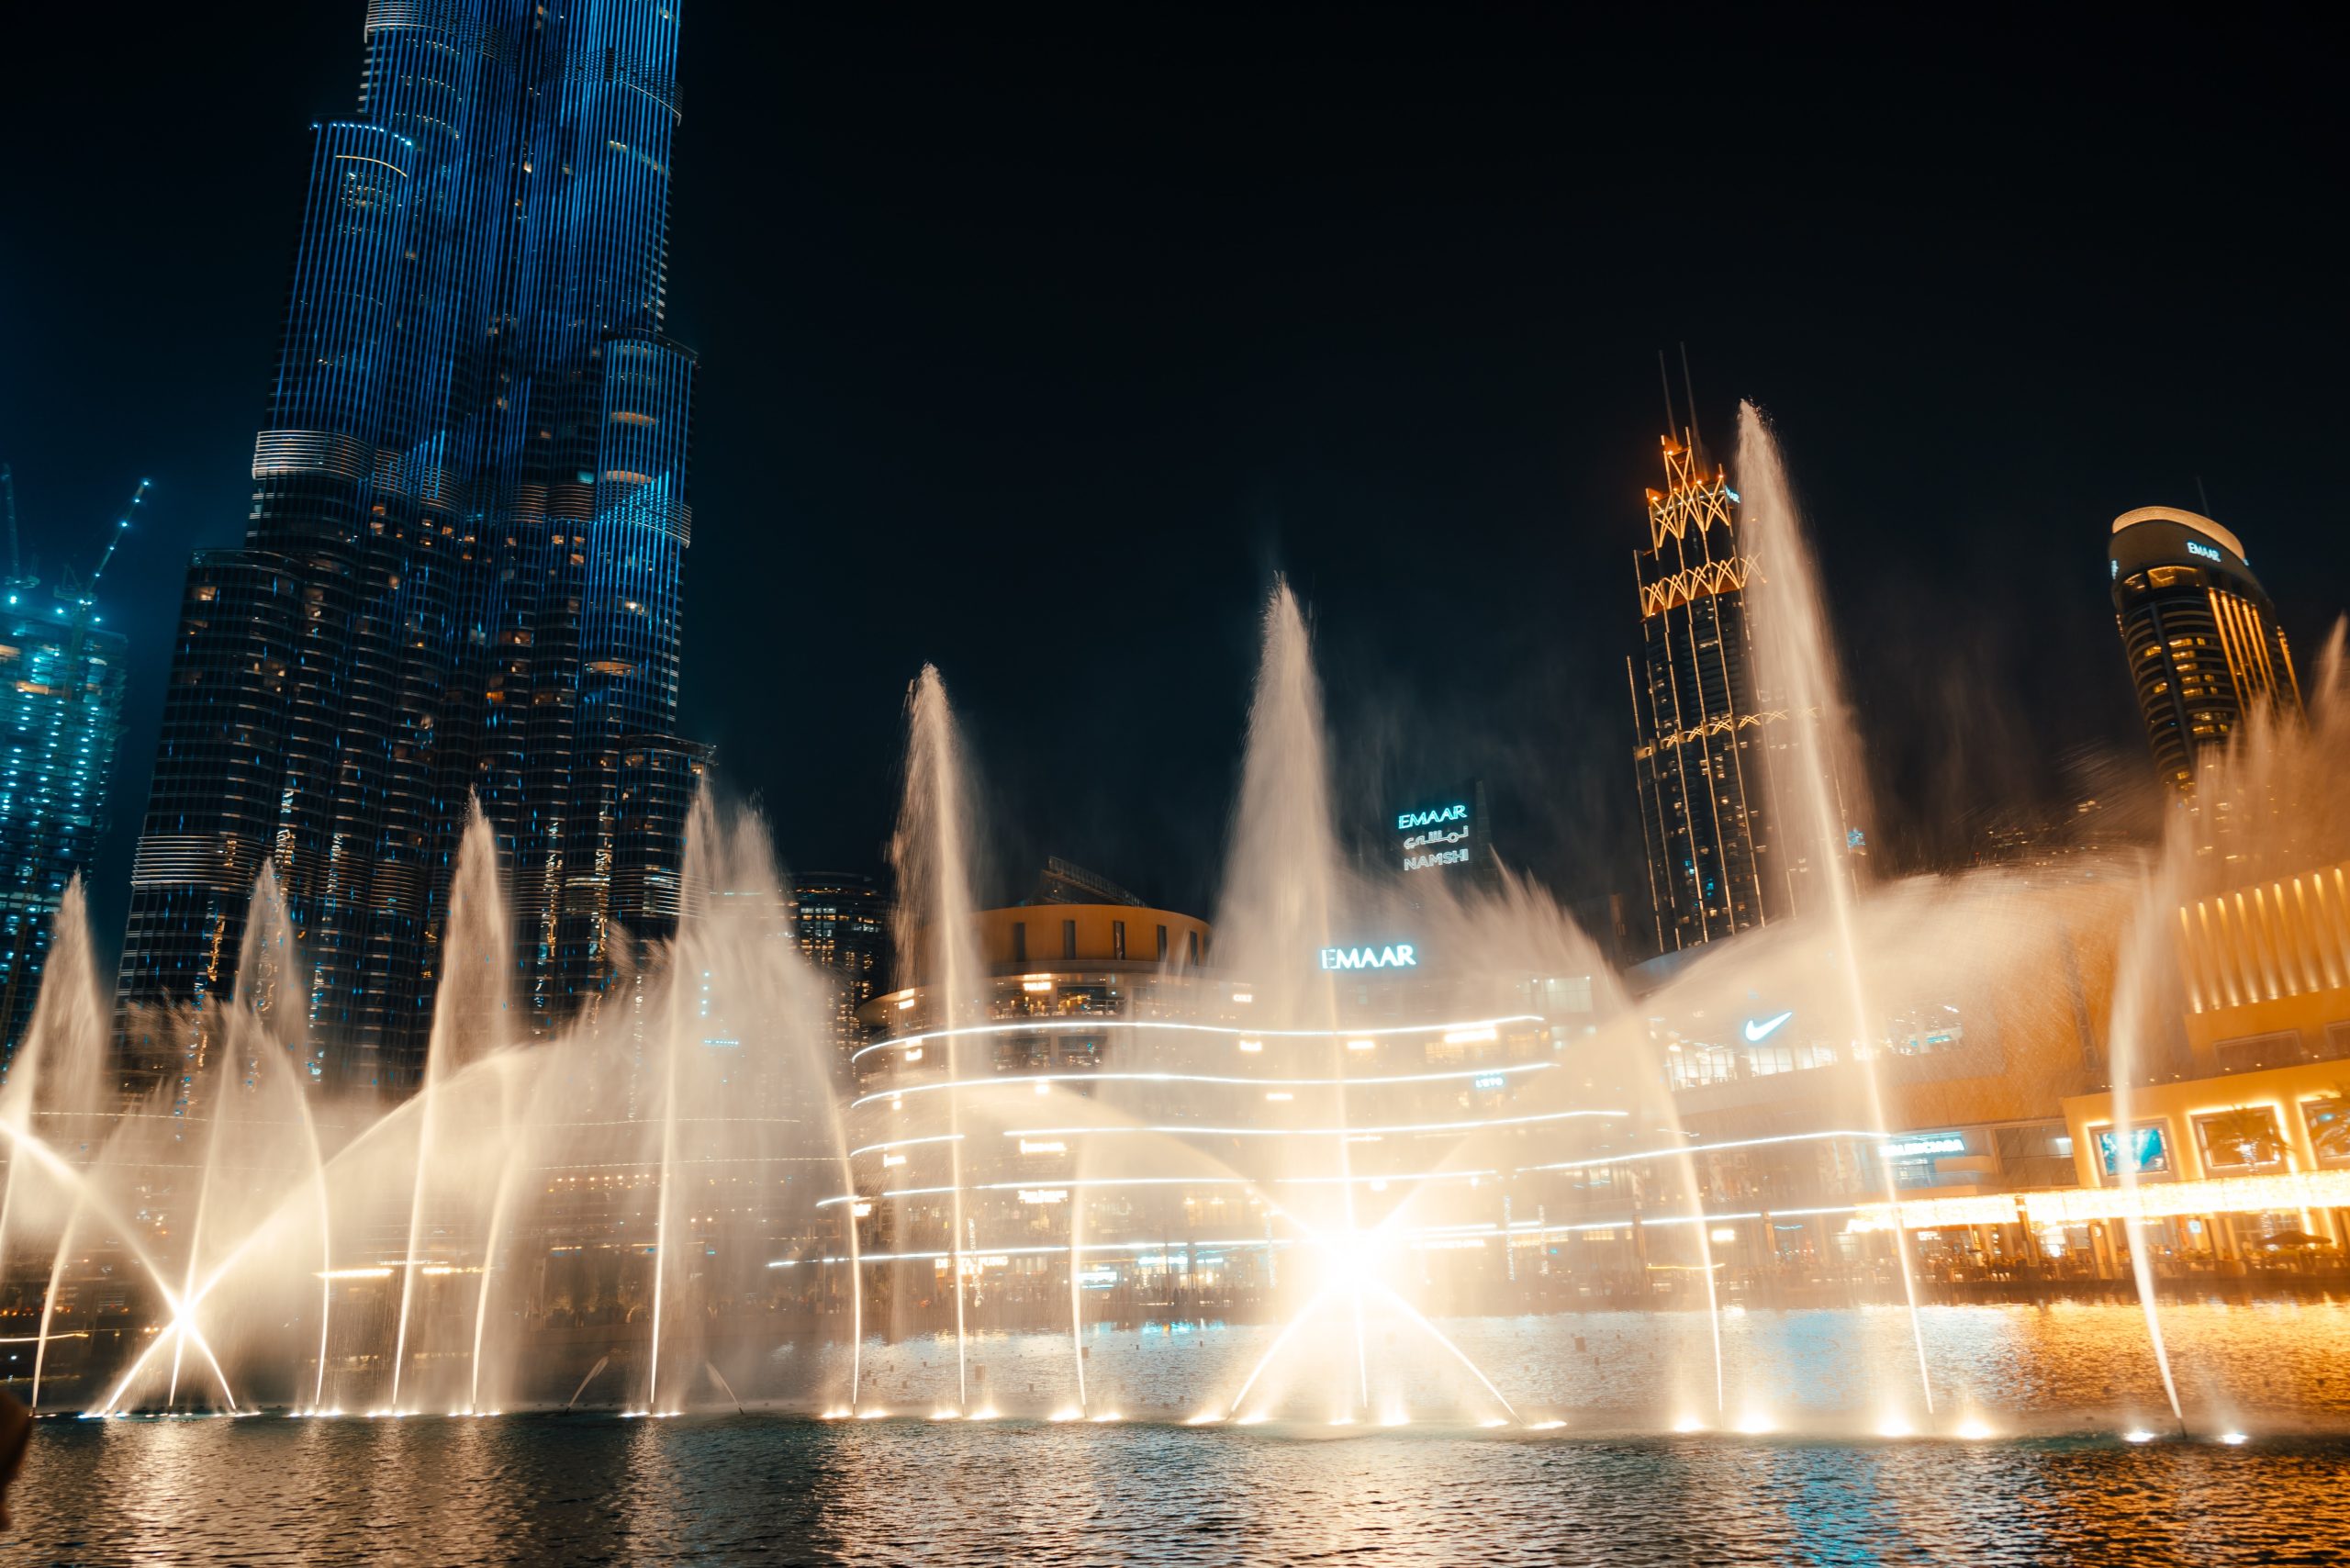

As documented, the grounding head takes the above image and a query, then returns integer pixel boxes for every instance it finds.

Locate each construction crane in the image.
[82,476,152,612]
[39,475,152,623]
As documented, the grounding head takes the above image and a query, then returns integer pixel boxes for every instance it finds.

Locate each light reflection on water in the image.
[15,1304,2350,1563]
[817,1301,2350,1426]
[16,1417,2350,1565]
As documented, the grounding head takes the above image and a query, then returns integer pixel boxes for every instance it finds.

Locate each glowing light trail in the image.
[848,1061,1556,1109]
[850,1014,1546,1065]
[1004,1109,1627,1141]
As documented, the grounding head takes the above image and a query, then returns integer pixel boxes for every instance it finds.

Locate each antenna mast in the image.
[1,463,26,592]
[1678,342,1702,460]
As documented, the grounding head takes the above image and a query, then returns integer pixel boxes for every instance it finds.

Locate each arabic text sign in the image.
[1394,785,1482,875]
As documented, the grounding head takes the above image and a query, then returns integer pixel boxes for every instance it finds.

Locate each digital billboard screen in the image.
[2098,1124,2169,1176]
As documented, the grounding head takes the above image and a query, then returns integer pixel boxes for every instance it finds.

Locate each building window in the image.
[1012,923,1026,963]
[1186,930,1199,967]
[1112,920,1126,960]
[1062,919,1076,960]
[1156,924,1168,962]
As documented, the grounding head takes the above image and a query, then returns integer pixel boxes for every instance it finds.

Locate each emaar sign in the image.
[1393,782,1484,876]
[1319,944,1418,971]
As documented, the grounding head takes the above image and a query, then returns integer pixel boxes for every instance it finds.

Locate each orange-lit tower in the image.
[2109,505,2302,848]
[1628,419,1786,953]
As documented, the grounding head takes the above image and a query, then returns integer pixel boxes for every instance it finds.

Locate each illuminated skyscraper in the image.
[118,2,704,1093]
[2109,505,2301,811]
[789,872,890,1060]
[1628,431,1786,952]
[1,580,128,1076]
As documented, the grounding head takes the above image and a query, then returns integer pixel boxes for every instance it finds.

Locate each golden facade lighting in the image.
[2176,857,2350,1014]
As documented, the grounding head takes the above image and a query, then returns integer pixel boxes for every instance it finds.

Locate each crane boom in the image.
[89,477,152,593]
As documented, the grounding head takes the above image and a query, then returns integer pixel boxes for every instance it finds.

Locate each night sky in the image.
[5,6,2343,962]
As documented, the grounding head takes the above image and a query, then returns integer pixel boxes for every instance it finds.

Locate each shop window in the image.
[2194,1106,2286,1171]
[2303,1094,2350,1166]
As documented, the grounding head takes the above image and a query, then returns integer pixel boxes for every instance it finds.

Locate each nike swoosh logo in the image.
[1742,1011,1795,1043]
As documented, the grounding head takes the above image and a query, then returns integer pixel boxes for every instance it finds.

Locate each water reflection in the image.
[28,1417,2350,1566]
[774,1301,2350,1429]
[14,1303,2350,1563]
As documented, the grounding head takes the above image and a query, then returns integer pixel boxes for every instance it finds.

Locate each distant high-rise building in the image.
[1628,431,1786,953]
[1,576,129,1076]
[788,873,890,1060]
[2109,505,2301,801]
[118,2,706,1095]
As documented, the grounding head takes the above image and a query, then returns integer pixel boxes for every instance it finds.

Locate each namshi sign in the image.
[1393,780,1486,876]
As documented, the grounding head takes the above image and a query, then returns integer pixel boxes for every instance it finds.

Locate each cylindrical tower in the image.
[2109,504,2301,797]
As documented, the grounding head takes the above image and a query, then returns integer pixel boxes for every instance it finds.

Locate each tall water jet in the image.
[1068,1186,1088,1414]
[1214,581,1368,1416]
[391,803,512,1412]
[232,866,338,1410]
[2104,847,2186,1429]
[647,955,686,1414]
[1736,401,1933,1415]
[2,879,110,1405]
[891,666,986,1410]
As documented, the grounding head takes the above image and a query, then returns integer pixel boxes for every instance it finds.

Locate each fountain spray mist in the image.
[1737,402,1934,1417]
[893,666,985,1411]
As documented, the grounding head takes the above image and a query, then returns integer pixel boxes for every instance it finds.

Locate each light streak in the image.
[851,1014,1547,1064]
[848,1061,1557,1109]
[846,1133,965,1159]
[1275,1169,1495,1187]
[1005,1109,1625,1140]
[1516,1128,1891,1174]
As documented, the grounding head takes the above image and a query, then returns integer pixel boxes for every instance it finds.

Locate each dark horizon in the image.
[5,6,2344,960]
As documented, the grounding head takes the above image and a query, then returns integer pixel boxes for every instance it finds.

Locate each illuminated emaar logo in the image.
[1319,944,1418,971]
[2186,540,2223,563]
[1396,803,1468,831]
[1741,1010,1795,1043]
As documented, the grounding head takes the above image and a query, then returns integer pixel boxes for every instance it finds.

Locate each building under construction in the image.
[0,468,139,1072]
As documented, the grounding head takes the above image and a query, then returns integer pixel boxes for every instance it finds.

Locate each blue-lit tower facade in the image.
[2,585,129,1078]
[118,1,705,1093]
